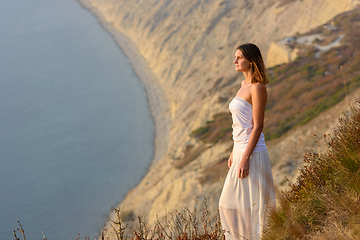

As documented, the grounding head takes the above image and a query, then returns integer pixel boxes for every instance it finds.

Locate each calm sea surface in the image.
[0,0,154,239]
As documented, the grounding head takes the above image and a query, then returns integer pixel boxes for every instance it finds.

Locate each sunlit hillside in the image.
[76,0,360,237]
[189,7,360,185]
[263,98,360,239]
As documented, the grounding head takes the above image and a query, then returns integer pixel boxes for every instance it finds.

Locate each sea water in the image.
[0,0,154,239]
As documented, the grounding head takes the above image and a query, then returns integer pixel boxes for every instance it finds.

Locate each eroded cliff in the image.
[77,0,360,237]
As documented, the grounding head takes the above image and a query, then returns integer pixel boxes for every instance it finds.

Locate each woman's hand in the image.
[228,156,233,168]
[228,150,234,168]
[238,157,250,178]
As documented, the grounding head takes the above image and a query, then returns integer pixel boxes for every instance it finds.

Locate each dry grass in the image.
[102,199,225,240]
[12,199,225,240]
[263,98,360,239]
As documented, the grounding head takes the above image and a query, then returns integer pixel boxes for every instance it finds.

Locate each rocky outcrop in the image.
[77,0,360,237]
[267,41,299,67]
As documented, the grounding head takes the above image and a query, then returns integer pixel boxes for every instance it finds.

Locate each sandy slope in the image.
[76,0,360,238]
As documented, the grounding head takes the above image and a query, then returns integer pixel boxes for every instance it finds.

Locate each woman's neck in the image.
[242,70,253,84]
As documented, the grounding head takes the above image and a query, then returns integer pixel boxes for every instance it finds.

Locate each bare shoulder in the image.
[251,82,267,94]
[250,82,267,105]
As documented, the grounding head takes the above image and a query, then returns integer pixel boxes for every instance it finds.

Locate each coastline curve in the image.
[75,0,171,237]
[76,0,171,169]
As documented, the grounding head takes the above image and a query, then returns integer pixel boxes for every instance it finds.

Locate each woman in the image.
[219,43,276,240]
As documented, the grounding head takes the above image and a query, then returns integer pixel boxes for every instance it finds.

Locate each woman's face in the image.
[233,49,251,72]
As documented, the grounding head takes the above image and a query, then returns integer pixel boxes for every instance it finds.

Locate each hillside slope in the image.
[264,98,360,239]
[78,0,359,168]
[76,0,360,237]
[188,7,360,187]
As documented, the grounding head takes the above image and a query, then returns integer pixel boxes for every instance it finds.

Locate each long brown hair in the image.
[237,43,269,84]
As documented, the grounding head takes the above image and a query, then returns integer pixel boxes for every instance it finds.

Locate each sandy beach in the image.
[76,0,170,170]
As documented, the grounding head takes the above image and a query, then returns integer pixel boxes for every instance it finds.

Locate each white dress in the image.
[219,96,276,240]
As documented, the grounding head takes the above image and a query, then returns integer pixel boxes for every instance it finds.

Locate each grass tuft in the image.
[101,198,225,240]
[263,98,360,239]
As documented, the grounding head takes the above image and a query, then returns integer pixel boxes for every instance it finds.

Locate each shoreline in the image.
[76,0,170,169]
[75,0,171,236]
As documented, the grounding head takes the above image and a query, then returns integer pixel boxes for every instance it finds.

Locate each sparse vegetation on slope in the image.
[263,98,360,239]
[264,8,360,140]
[13,199,225,240]
[105,199,225,240]
[190,8,360,150]
[190,113,232,144]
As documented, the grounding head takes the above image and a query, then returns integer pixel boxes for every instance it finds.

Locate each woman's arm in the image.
[238,83,267,178]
